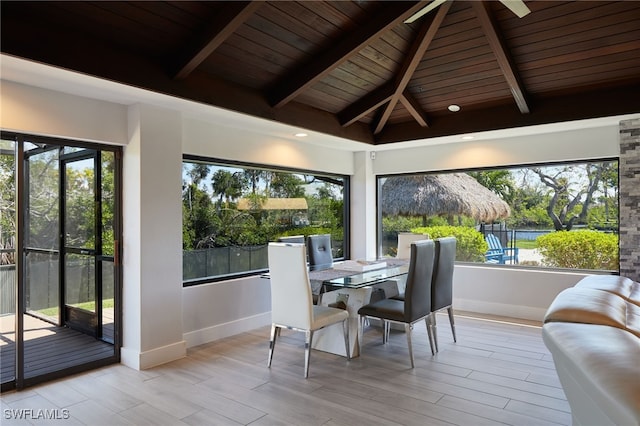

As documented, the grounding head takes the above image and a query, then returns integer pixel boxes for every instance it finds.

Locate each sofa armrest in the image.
[543,322,640,426]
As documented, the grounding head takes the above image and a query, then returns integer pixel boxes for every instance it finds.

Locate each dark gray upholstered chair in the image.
[429,237,457,352]
[307,234,333,271]
[392,236,457,353]
[267,242,350,378]
[357,239,436,367]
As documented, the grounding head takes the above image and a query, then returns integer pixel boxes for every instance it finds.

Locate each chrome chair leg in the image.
[343,319,351,360]
[267,324,278,367]
[304,330,313,378]
[447,306,457,342]
[429,312,439,353]
[405,323,414,368]
[358,315,365,355]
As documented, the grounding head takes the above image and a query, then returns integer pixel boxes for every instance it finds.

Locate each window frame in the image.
[182,154,350,286]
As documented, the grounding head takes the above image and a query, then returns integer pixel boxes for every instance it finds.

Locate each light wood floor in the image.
[0,313,570,425]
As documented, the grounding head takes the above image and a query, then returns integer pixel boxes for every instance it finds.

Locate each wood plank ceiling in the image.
[2,1,639,145]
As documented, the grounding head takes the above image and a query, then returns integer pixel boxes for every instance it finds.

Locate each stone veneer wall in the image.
[619,118,640,282]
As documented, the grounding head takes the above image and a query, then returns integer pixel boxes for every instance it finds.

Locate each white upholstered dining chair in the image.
[396,232,429,259]
[267,242,350,378]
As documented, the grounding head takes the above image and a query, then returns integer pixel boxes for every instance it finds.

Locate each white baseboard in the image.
[454,298,547,322]
[121,340,187,370]
[183,312,271,348]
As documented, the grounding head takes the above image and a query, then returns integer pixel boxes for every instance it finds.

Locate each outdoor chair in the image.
[484,233,519,264]
[267,242,350,378]
[358,239,436,367]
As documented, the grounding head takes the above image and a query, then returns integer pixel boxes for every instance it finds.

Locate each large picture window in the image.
[182,157,348,284]
[378,159,619,272]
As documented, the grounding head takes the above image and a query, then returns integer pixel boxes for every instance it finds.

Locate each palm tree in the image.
[211,170,246,209]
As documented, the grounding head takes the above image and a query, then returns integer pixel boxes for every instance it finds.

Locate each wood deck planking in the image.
[1,315,114,383]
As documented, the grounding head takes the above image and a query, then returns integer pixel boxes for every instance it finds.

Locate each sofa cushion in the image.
[544,287,628,328]
[575,275,640,306]
[628,302,640,338]
[545,286,640,338]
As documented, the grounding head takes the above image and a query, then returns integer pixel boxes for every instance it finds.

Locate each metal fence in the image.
[183,245,269,281]
[0,265,15,315]
[0,259,114,315]
[183,240,344,281]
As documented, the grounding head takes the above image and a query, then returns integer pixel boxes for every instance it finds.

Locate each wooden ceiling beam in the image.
[267,1,427,108]
[372,98,398,135]
[472,1,530,114]
[400,91,430,127]
[375,83,640,144]
[338,81,395,127]
[373,2,449,134]
[0,17,375,144]
[172,1,262,80]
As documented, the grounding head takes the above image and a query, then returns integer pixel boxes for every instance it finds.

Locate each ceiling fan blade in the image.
[499,0,531,18]
[404,0,448,24]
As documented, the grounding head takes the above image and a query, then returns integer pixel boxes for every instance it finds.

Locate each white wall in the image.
[2,73,631,372]
[0,80,128,144]
[121,105,186,369]
[182,277,271,348]
[373,124,620,175]
[453,266,590,320]
[183,117,354,175]
[350,151,377,260]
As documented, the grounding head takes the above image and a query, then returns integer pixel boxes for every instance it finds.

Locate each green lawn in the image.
[35,299,114,317]
[514,240,538,249]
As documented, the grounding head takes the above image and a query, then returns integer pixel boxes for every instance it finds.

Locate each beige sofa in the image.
[542,275,640,426]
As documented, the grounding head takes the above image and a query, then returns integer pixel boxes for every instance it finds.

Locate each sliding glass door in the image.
[1,133,121,391]
[24,144,61,326]
[62,150,100,337]
[0,138,17,386]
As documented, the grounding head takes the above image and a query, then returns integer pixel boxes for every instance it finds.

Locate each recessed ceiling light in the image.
[448,104,461,112]
[294,132,308,137]
[461,135,475,140]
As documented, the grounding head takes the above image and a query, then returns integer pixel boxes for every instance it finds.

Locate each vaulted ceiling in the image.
[2,1,639,146]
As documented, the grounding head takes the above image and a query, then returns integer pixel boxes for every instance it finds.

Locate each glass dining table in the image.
[308,259,409,357]
[308,258,409,293]
[317,262,409,291]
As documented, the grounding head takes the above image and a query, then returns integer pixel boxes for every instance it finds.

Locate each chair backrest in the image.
[432,237,456,311]
[278,235,305,244]
[403,239,436,322]
[307,234,333,271]
[485,233,503,252]
[268,243,313,329]
[397,232,429,259]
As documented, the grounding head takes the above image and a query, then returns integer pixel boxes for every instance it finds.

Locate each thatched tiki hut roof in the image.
[381,173,510,223]
[237,198,308,210]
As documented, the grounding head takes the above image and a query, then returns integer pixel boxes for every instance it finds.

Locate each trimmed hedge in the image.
[536,230,618,270]
[411,225,488,262]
